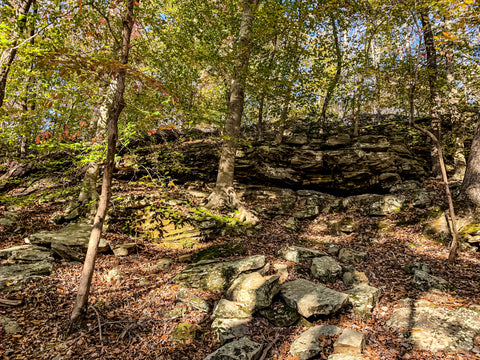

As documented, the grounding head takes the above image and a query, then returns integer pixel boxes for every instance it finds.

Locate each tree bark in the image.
[420,11,442,177]
[0,0,35,108]
[206,0,258,224]
[68,0,134,333]
[459,121,480,217]
[320,16,342,123]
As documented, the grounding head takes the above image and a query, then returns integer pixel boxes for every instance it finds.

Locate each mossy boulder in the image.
[170,322,203,343]
[192,242,246,263]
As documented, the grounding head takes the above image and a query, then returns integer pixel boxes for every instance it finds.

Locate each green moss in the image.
[192,242,246,262]
[460,223,480,235]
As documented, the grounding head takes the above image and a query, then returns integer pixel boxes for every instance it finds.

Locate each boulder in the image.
[344,284,381,319]
[175,255,265,290]
[279,246,327,264]
[338,249,367,264]
[29,223,109,260]
[226,273,280,311]
[290,325,342,360]
[333,329,365,356]
[156,258,172,270]
[204,337,262,360]
[284,217,299,232]
[387,298,480,352]
[258,303,300,327]
[0,261,52,288]
[280,279,350,318]
[310,256,342,282]
[0,244,53,261]
[213,299,252,319]
[211,318,251,345]
[412,270,452,292]
[176,288,210,312]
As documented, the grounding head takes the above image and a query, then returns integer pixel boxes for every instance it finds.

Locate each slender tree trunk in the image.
[78,78,118,205]
[0,0,34,108]
[320,16,342,122]
[420,12,442,177]
[459,121,480,217]
[68,0,134,333]
[275,28,301,145]
[207,0,258,211]
[257,95,264,140]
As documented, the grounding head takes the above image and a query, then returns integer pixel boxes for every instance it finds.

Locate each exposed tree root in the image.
[205,186,258,225]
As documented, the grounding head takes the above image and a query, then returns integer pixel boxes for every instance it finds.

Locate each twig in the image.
[89,304,104,345]
[259,333,280,360]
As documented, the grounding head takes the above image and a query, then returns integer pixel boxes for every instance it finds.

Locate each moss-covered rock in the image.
[170,322,203,343]
[192,242,246,263]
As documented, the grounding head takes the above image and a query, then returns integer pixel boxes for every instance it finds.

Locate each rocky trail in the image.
[2,177,480,360]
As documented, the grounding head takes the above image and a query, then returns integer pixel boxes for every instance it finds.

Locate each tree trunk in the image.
[320,16,342,122]
[206,0,258,223]
[68,0,134,333]
[459,121,480,217]
[256,95,264,140]
[0,0,34,108]
[420,11,442,177]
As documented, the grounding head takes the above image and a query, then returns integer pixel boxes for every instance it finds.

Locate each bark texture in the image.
[420,12,442,177]
[68,0,134,333]
[206,0,259,224]
[320,17,342,122]
[459,121,480,217]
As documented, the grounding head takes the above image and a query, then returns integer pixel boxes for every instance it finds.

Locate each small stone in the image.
[328,355,362,360]
[204,337,263,360]
[285,217,299,232]
[139,278,150,285]
[273,263,289,282]
[105,269,122,283]
[290,325,342,360]
[404,262,431,275]
[157,258,173,269]
[170,322,202,343]
[279,246,327,264]
[213,299,252,319]
[338,248,367,264]
[211,318,251,344]
[176,288,210,312]
[311,256,342,282]
[333,329,365,355]
[112,243,136,256]
[342,271,369,287]
[327,244,341,256]
[344,284,381,319]
[258,303,300,327]
[0,317,21,334]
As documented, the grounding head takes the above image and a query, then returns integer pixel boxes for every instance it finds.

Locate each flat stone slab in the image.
[176,288,210,312]
[387,298,480,352]
[290,325,341,360]
[328,355,362,360]
[226,272,280,311]
[175,255,265,290]
[0,244,53,261]
[279,246,327,264]
[0,261,53,288]
[344,283,381,319]
[213,299,252,319]
[204,337,263,360]
[412,270,452,292]
[333,329,365,355]
[280,279,350,318]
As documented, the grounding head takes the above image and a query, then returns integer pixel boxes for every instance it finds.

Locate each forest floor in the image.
[2,180,480,360]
